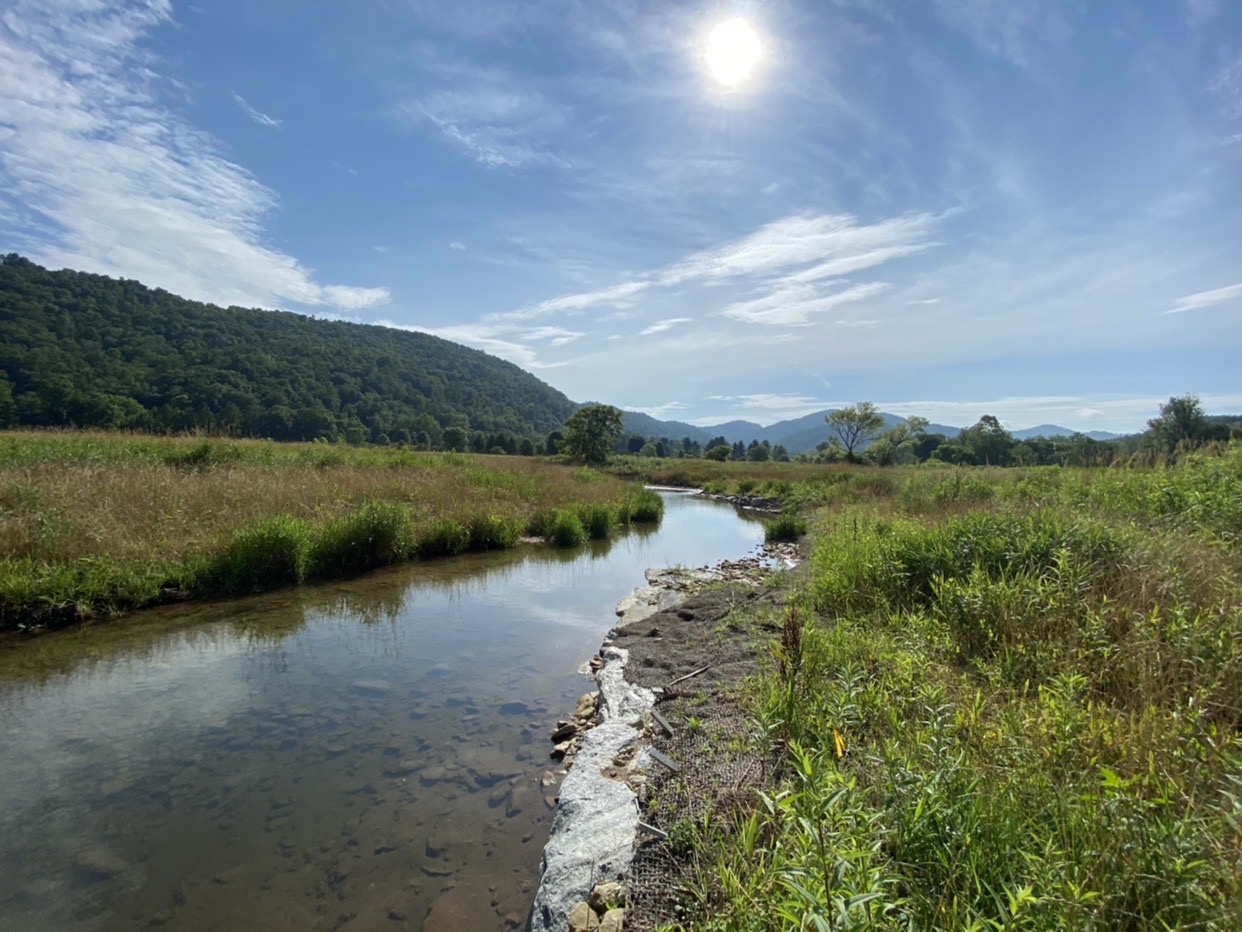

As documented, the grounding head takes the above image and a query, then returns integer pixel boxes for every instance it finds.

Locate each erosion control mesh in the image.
[606,584,786,932]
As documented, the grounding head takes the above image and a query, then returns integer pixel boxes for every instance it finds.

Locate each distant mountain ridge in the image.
[624,410,1121,454]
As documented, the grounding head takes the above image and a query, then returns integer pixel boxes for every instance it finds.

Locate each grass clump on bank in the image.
[0,430,665,630]
[763,513,807,543]
[652,445,1242,930]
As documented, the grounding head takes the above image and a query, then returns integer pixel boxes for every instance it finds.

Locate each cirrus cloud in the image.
[0,0,387,311]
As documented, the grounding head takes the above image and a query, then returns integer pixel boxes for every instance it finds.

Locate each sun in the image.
[705,18,761,87]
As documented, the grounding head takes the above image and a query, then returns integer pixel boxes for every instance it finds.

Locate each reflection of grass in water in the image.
[0,430,666,630]
[0,512,660,682]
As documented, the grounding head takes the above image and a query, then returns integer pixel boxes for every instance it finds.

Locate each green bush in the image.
[306,501,412,578]
[204,515,311,594]
[764,513,807,542]
[549,510,586,547]
[626,488,664,523]
[466,513,521,551]
[417,518,472,557]
[577,503,615,540]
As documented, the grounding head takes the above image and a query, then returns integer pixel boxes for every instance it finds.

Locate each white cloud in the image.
[488,211,936,333]
[449,241,466,250]
[232,92,281,128]
[722,281,890,326]
[631,401,691,419]
[393,74,571,169]
[523,326,584,346]
[661,213,936,286]
[1212,57,1242,122]
[1166,282,1242,314]
[696,393,834,423]
[504,281,651,320]
[639,317,691,336]
[0,0,387,311]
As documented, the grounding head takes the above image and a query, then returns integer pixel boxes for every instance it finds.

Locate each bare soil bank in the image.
[604,572,799,930]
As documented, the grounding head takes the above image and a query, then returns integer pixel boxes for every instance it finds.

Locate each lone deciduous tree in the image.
[824,402,885,463]
[1147,395,1209,453]
[561,404,625,465]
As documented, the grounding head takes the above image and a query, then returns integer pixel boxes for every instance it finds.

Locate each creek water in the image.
[0,492,765,931]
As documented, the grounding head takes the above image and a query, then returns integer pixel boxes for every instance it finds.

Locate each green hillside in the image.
[0,255,576,445]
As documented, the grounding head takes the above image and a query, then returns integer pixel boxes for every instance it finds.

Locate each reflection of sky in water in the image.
[0,493,764,930]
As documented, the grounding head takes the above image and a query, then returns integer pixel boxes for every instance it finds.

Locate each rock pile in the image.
[568,880,628,931]
[701,492,784,513]
[548,690,599,763]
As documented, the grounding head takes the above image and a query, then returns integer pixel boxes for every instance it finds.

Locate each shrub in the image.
[203,516,310,594]
[417,518,472,557]
[577,503,615,540]
[549,510,586,547]
[627,488,664,523]
[466,513,521,551]
[765,513,808,542]
[306,501,412,578]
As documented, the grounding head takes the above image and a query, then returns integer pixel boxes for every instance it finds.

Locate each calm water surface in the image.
[0,492,764,931]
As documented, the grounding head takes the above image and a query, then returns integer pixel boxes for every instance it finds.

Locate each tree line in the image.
[809,398,1239,467]
[0,254,575,447]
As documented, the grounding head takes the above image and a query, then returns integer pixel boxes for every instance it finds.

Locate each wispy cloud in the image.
[0,0,387,311]
[699,393,835,423]
[631,401,691,420]
[524,326,585,346]
[1166,282,1242,314]
[449,241,466,251]
[639,317,691,336]
[1212,57,1242,122]
[232,92,281,128]
[490,212,937,331]
[505,281,651,320]
[662,213,937,286]
[931,0,1070,65]
[393,70,571,169]
[722,281,890,326]
[381,320,566,371]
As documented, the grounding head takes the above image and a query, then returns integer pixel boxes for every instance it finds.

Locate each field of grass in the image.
[0,430,664,631]
[658,445,1242,929]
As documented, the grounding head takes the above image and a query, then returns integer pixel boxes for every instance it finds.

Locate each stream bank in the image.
[528,540,799,931]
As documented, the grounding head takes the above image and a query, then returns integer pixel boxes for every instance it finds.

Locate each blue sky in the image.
[1,0,1239,433]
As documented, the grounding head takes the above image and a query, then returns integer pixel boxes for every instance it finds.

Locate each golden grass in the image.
[0,430,652,628]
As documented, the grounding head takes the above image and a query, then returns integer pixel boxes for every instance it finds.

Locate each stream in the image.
[0,491,765,931]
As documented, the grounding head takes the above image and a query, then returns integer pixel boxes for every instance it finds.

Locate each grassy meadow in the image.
[0,430,663,631]
[651,446,1242,930]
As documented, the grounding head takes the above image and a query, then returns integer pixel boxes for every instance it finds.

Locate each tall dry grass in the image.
[0,430,662,629]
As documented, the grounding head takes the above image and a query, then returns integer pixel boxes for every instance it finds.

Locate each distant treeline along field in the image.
[1,254,1237,465]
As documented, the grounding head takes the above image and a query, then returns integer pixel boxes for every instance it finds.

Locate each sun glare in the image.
[706,18,761,87]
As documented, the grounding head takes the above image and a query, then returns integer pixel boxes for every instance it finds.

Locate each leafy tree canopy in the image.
[1147,395,1212,454]
[824,401,885,463]
[0,254,575,444]
[561,404,624,465]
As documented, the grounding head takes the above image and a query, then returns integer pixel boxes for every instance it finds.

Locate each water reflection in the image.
[0,493,763,931]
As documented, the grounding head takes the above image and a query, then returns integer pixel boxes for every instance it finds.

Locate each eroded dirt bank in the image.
[529,542,801,931]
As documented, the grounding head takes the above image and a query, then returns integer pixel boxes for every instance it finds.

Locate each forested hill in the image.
[0,255,577,445]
